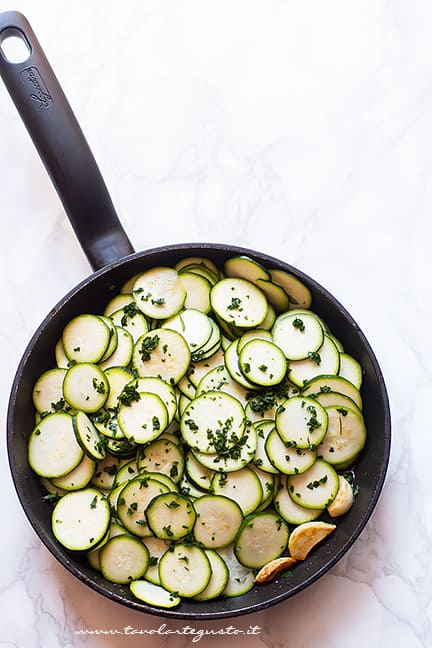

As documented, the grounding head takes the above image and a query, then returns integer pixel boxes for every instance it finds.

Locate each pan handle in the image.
[0,11,135,271]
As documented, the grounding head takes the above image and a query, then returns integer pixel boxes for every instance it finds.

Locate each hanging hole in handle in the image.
[0,28,31,63]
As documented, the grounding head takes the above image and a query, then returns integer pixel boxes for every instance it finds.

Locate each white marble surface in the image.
[0,1,430,646]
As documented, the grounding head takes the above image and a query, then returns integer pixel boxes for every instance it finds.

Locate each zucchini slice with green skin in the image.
[194,549,229,601]
[217,545,255,597]
[98,316,118,363]
[137,438,184,483]
[73,411,107,461]
[145,492,196,540]
[177,271,212,314]
[133,377,177,425]
[224,255,270,283]
[141,536,171,585]
[301,374,363,410]
[51,453,96,491]
[275,396,328,449]
[193,494,243,548]
[187,346,225,388]
[253,420,280,474]
[103,293,134,317]
[338,352,363,389]
[180,390,246,454]
[270,269,312,308]
[317,406,367,466]
[273,475,322,524]
[178,262,219,285]
[234,511,289,569]
[162,308,213,353]
[110,307,149,343]
[195,365,249,405]
[211,277,268,328]
[159,543,211,598]
[116,476,170,537]
[132,328,191,384]
[91,454,119,490]
[224,339,258,390]
[175,256,221,279]
[191,424,257,473]
[238,338,287,387]
[63,363,109,413]
[211,466,263,515]
[133,266,186,320]
[272,311,324,361]
[32,368,66,414]
[313,390,363,418]
[287,333,340,387]
[237,329,272,352]
[100,534,149,584]
[255,278,290,312]
[265,428,317,475]
[130,579,181,608]
[28,412,83,478]
[185,451,214,491]
[118,391,168,444]
[287,459,339,509]
[103,367,134,410]
[51,488,110,551]
[62,314,111,364]
[99,327,133,370]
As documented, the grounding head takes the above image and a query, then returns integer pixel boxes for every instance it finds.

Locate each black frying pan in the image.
[0,11,391,620]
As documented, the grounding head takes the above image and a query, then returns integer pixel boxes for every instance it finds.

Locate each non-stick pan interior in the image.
[7,242,391,620]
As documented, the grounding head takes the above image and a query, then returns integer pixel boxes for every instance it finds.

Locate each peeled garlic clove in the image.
[327,475,354,518]
[254,556,298,583]
[288,521,336,560]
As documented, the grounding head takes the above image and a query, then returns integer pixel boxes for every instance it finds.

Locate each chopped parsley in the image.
[139,334,160,362]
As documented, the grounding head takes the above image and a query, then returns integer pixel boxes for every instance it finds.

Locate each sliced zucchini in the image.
[224,255,270,283]
[196,365,249,405]
[270,269,312,308]
[116,476,169,537]
[288,333,340,387]
[132,328,190,384]
[338,352,363,389]
[253,420,279,474]
[104,293,134,317]
[301,374,363,410]
[63,363,109,413]
[191,423,257,473]
[265,428,316,475]
[185,451,214,491]
[100,534,149,584]
[194,549,229,601]
[73,411,106,461]
[51,453,96,491]
[162,308,213,353]
[62,314,111,364]
[118,391,168,444]
[211,277,268,328]
[255,278,290,312]
[187,346,225,388]
[193,494,243,548]
[145,492,196,540]
[287,459,339,509]
[99,328,133,370]
[141,536,171,585]
[180,390,246,454]
[272,311,324,361]
[238,338,287,387]
[177,271,212,313]
[217,545,255,597]
[234,511,289,569]
[110,306,149,343]
[32,368,66,414]
[133,267,186,319]
[211,467,263,515]
[273,475,321,524]
[51,488,110,551]
[137,438,184,483]
[55,338,69,369]
[91,454,119,490]
[237,329,272,352]
[224,339,258,389]
[313,390,362,418]
[275,396,328,449]
[103,367,134,410]
[130,579,181,608]
[317,406,367,466]
[158,543,211,597]
[28,413,83,478]
[133,377,177,424]
[175,256,221,278]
